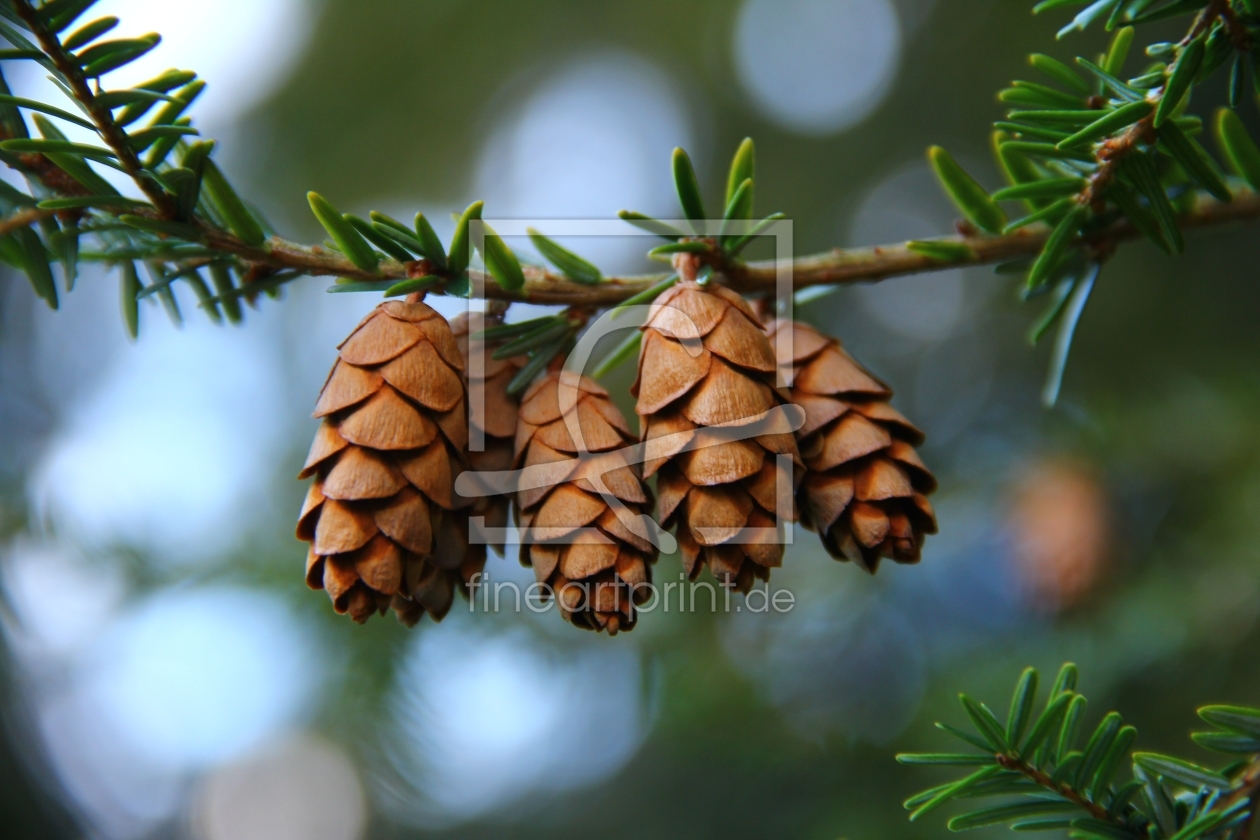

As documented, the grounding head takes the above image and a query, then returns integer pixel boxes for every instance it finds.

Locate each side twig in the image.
[0,205,55,237]
[995,754,1121,827]
[13,0,176,217]
[1083,0,1228,206]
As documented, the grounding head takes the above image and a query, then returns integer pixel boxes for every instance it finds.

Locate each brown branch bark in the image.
[995,754,1120,827]
[1082,0,1228,206]
[178,189,1260,305]
[998,751,1260,838]
[1221,755,1260,840]
[0,205,55,236]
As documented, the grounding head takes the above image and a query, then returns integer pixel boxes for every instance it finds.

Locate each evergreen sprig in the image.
[0,0,276,328]
[929,0,1260,404]
[898,664,1260,839]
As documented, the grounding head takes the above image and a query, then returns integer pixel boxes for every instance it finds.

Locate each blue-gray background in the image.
[1,1,1258,838]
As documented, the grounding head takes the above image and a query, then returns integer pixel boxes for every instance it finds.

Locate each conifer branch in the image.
[0,0,1258,394]
[176,189,1260,306]
[900,664,1260,839]
[1080,0,1229,206]
[12,0,175,216]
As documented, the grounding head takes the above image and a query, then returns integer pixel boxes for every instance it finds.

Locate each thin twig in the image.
[1083,0,1230,206]
[996,754,1121,827]
[1219,755,1260,840]
[0,205,55,236]
[13,0,176,217]
[999,752,1260,838]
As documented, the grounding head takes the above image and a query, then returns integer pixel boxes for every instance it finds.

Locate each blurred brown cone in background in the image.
[450,309,525,555]
[1008,458,1109,611]
[514,370,657,634]
[295,299,484,625]
[767,319,937,573]
[635,280,801,593]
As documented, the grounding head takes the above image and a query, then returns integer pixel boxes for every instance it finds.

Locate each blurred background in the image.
[1,0,1259,838]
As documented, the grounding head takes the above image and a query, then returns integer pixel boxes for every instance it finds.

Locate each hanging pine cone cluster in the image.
[296,300,483,625]
[767,319,937,572]
[449,310,525,554]
[635,279,801,594]
[294,139,938,634]
[513,370,657,634]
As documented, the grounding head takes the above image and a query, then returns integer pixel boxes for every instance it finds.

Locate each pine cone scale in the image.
[678,358,776,427]
[687,484,754,546]
[322,448,407,500]
[559,532,619,579]
[801,472,854,530]
[433,397,469,451]
[642,411,696,477]
[794,345,890,396]
[533,483,605,536]
[808,413,893,472]
[636,332,712,415]
[299,421,349,478]
[352,535,403,594]
[855,458,914,501]
[313,499,378,555]
[296,480,325,540]
[337,311,423,366]
[703,309,777,372]
[418,317,466,370]
[335,388,437,450]
[374,487,432,554]
[646,285,728,336]
[313,362,383,417]
[655,467,690,524]
[397,442,453,509]
[747,459,795,520]
[792,393,850,438]
[378,341,464,412]
[678,437,764,486]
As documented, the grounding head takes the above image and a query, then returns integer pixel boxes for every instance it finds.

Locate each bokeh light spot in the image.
[734,0,902,135]
[83,587,316,769]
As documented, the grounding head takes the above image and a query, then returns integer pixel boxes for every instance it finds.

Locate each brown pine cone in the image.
[513,370,656,634]
[634,281,801,593]
[767,318,937,572]
[295,300,483,625]
[449,310,525,555]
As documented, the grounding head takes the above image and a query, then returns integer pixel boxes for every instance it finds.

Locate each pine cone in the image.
[296,300,482,625]
[513,370,656,634]
[449,311,525,555]
[634,281,801,593]
[766,318,937,572]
